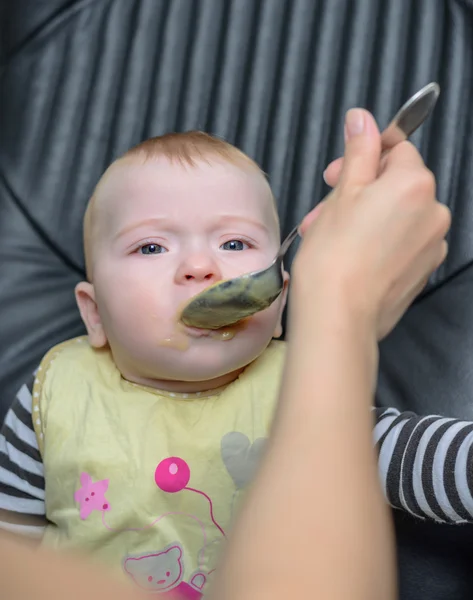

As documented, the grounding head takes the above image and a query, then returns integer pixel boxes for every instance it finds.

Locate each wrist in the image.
[289,274,377,346]
[286,280,380,401]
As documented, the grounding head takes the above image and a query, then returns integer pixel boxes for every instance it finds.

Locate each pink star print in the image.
[74,472,111,520]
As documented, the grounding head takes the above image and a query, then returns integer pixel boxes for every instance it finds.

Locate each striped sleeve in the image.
[0,372,46,538]
[374,406,473,524]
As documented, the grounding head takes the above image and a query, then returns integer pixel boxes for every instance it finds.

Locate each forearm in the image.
[0,532,142,600]
[375,407,473,523]
[212,302,396,600]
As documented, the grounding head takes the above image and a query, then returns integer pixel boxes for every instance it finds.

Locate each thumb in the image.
[337,109,382,192]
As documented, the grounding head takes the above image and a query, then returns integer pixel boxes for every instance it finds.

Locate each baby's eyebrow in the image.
[112,215,277,243]
[213,215,272,235]
[113,217,173,240]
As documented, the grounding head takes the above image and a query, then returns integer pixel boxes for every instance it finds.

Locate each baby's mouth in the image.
[159,317,237,351]
[184,322,240,342]
[184,325,212,338]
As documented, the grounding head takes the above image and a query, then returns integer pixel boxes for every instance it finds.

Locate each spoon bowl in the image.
[180,82,440,330]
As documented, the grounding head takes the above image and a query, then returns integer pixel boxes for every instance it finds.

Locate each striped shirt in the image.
[0,373,46,537]
[2,378,473,539]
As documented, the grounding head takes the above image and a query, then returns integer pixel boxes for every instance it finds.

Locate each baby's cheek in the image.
[223,250,276,278]
[113,276,172,321]
[99,288,172,353]
[256,299,284,329]
[104,259,170,298]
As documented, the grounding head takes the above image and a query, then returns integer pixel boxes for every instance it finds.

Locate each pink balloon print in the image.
[155,457,191,493]
[153,456,226,538]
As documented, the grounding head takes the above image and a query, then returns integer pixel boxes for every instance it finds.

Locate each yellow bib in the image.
[32,337,285,597]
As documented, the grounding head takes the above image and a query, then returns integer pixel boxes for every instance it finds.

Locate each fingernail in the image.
[322,168,328,184]
[344,108,365,140]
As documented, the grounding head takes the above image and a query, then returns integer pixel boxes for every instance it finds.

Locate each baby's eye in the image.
[139,243,167,255]
[220,240,249,251]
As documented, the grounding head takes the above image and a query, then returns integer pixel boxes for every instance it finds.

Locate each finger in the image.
[410,276,430,304]
[378,153,389,176]
[298,201,327,236]
[326,120,423,191]
[436,203,452,240]
[408,245,446,302]
[407,240,449,302]
[380,140,426,172]
[323,158,343,188]
[435,240,449,269]
[324,149,393,188]
[337,109,382,192]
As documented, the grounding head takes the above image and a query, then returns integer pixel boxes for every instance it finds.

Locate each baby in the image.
[0,132,290,596]
[1,131,473,598]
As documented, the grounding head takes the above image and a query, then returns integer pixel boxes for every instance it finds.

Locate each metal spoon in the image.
[180,82,440,330]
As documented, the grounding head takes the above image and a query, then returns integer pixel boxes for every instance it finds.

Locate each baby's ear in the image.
[273,270,290,339]
[75,282,108,348]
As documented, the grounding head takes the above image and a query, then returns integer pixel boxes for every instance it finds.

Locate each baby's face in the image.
[78,157,287,390]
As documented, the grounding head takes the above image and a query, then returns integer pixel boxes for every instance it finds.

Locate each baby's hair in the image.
[123,130,265,175]
[83,131,274,281]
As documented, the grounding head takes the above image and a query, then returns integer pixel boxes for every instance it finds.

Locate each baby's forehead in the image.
[92,156,278,231]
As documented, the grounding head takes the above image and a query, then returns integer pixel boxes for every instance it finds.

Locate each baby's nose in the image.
[175,253,222,284]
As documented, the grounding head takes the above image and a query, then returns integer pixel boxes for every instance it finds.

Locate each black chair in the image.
[2,1,473,597]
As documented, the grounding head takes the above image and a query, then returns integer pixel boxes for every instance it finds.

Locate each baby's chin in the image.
[124,334,271,388]
[158,342,259,381]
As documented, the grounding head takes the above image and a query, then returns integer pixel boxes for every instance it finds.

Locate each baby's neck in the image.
[123,367,246,394]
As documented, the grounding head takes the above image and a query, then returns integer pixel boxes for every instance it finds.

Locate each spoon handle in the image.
[380,82,440,151]
[278,83,440,261]
[278,227,299,257]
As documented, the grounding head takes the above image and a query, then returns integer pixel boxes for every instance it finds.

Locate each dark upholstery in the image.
[2,1,473,597]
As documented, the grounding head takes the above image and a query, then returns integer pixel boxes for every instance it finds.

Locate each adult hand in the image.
[293,108,450,340]
[322,155,350,188]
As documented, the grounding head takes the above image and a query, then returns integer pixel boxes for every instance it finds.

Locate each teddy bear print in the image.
[123,544,206,598]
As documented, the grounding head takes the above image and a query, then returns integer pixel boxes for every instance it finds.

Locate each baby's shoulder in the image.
[37,336,114,390]
[40,335,95,369]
